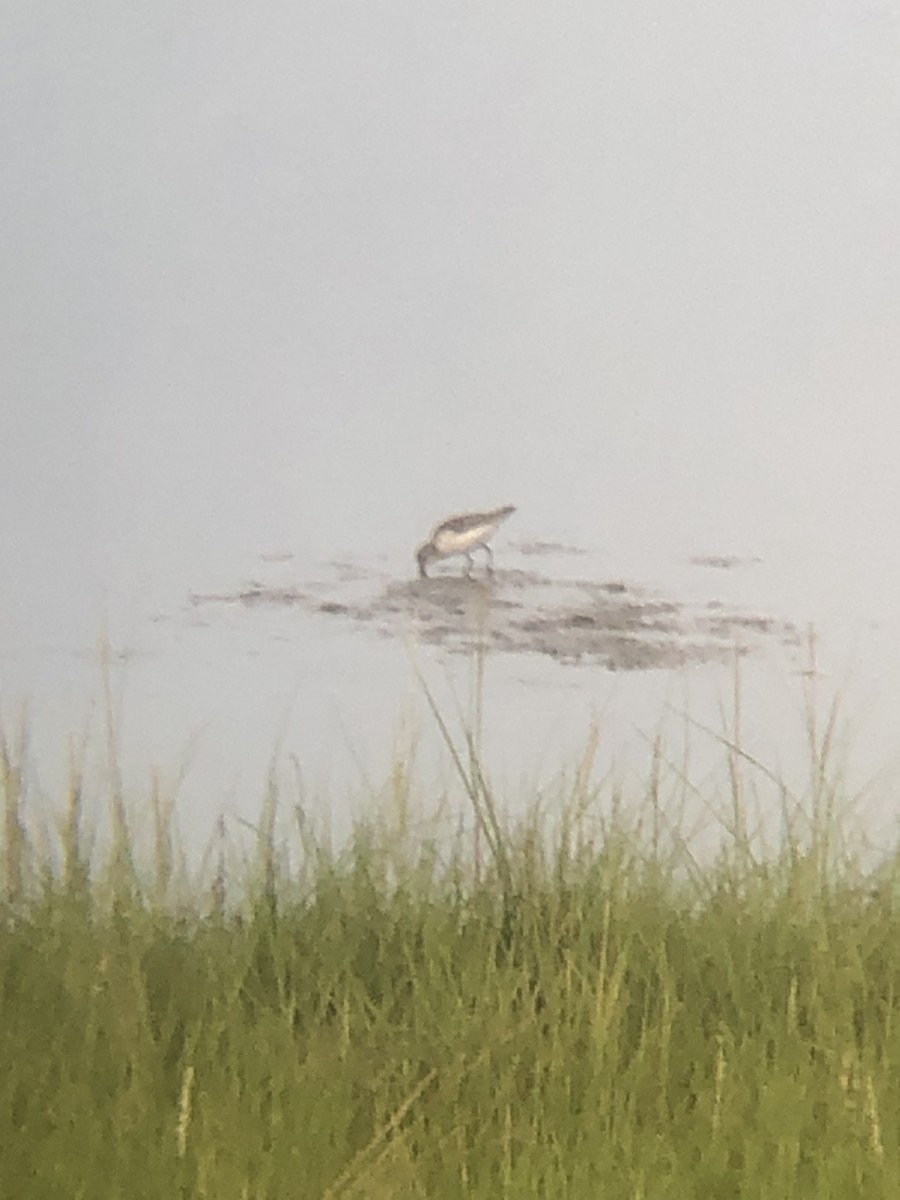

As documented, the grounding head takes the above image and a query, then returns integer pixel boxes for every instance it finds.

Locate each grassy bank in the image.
[2,697,900,1198]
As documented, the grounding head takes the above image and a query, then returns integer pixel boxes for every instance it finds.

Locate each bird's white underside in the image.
[432,522,496,556]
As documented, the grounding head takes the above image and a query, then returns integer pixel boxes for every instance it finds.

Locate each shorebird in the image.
[416,505,516,578]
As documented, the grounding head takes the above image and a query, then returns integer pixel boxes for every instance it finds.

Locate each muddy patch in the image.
[689,554,763,570]
[510,539,587,558]
[191,559,798,672]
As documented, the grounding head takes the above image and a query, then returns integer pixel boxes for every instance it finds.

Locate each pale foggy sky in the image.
[3,0,900,604]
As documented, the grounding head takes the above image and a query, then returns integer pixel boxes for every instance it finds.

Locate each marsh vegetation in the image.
[1,670,898,1198]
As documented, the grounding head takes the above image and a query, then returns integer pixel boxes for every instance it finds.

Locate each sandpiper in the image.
[416,505,516,578]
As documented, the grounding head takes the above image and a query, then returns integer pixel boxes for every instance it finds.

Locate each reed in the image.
[1,675,898,1197]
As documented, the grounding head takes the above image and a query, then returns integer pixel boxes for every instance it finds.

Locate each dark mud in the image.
[689,554,763,571]
[191,559,798,672]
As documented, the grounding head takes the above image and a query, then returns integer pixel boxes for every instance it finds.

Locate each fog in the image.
[3,1,900,847]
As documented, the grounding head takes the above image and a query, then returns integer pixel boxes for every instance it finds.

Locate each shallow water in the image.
[3,0,900,857]
[3,526,898,863]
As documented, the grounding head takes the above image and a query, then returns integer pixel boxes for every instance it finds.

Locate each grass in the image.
[2,668,900,1198]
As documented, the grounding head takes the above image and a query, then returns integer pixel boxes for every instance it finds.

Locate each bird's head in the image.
[415,541,436,578]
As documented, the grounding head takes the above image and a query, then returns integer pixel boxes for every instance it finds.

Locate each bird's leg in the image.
[482,543,495,574]
[463,552,475,577]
